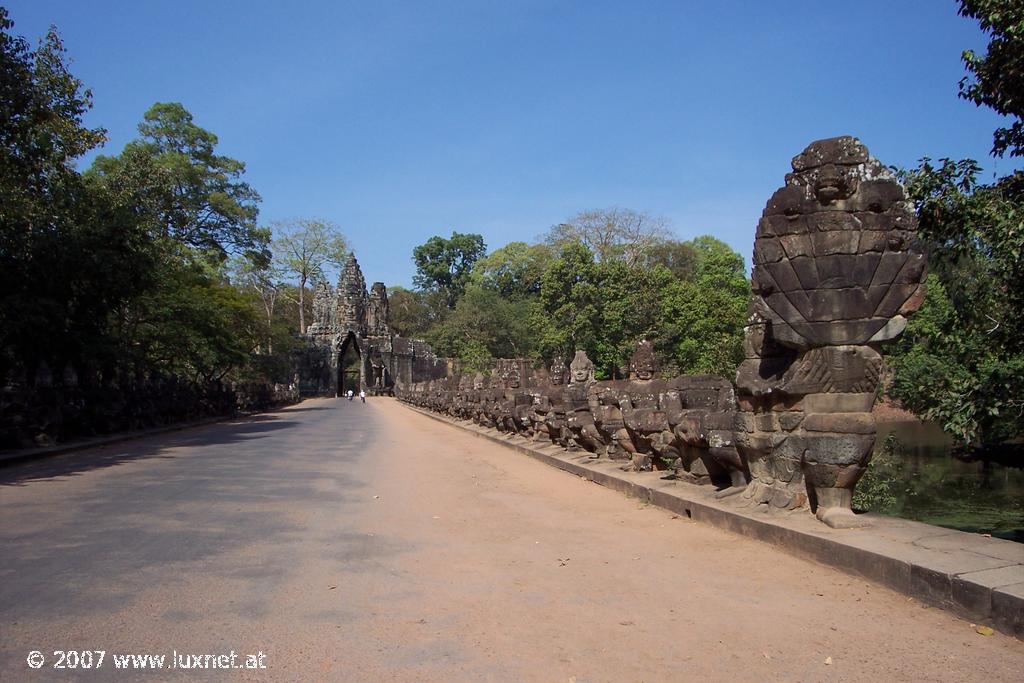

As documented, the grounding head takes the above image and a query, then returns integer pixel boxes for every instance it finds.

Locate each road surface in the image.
[1,397,1022,680]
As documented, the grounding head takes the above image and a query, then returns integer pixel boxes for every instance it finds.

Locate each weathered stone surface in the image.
[735,137,927,524]
[802,413,875,434]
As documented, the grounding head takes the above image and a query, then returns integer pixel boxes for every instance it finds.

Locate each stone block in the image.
[854,212,895,231]
[992,582,1024,638]
[765,260,803,292]
[803,392,876,413]
[805,287,873,321]
[754,237,784,263]
[777,411,804,431]
[812,253,859,288]
[803,318,888,345]
[867,315,907,343]
[874,284,919,318]
[850,179,906,213]
[805,211,861,233]
[763,186,806,218]
[785,433,875,466]
[899,283,927,315]
[703,411,734,431]
[791,136,868,170]
[858,229,889,252]
[851,252,882,286]
[779,233,814,258]
[788,256,818,289]
[893,252,927,284]
[803,412,875,434]
[952,566,1024,622]
[811,230,860,255]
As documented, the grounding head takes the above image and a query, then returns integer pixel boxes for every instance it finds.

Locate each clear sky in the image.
[5,1,1018,288]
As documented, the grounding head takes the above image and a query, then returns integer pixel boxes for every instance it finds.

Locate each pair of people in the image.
[346,389,366,403]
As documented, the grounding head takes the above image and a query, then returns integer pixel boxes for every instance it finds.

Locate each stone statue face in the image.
[549,360,568,386]
[473,373,485,390]
[505,366,521,389]
[629,340,658,380]
[569,350,594,385]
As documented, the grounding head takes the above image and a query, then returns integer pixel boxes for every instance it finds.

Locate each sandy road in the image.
[1,396,1021,681]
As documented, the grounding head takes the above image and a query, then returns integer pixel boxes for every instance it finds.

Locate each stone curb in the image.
[0,403,298,469]
[401,402,1024,640]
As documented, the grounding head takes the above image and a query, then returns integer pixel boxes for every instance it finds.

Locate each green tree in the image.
[115,247,263,383]
[89,102,268,262]
[655,242,750,376]
[229,255,283,353]
[958,0,1024,157]
[891,160,1024,447]
[0,10,153,382]
[470,241,553,300]
[535,242,602,364]
[386,286,435,338]
[535,237,749,378]
[412,231,486,308]
[271,218,347,333]
[640,239,699,280]
[427,285,536,370]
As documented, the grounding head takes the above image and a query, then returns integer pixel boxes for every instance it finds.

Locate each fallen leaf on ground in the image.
[976,625,994,636]
[824,656,833,665]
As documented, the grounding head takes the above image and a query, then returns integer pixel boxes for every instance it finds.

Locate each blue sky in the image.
[6,1,1018,287]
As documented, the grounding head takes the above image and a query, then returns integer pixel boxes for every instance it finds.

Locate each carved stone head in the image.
[472,372,487,391]
[569,350,595,385]
[628,340,659,380]
[549,358,568,386]
[503,362,522,389]
[751,136,927,350]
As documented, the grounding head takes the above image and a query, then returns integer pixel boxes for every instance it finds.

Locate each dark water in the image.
[859,421,1024,542]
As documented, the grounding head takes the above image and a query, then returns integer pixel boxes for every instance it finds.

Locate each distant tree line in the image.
[393,214,752,380]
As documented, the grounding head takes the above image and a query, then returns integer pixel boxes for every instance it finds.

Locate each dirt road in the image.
[1,397,1021,681]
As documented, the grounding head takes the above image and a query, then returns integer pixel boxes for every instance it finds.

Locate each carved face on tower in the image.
[569,350,595,385]
[549,359,568,386]
[628,340,658,380]
[751,136,927,350]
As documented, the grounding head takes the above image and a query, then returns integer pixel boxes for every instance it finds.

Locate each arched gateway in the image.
[294,253,447,397]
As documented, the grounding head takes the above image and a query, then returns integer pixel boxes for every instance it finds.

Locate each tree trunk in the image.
[298,276,306,334]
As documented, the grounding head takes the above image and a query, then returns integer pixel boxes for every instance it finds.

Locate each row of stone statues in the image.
[398,137,928,529]
[396,343,743,480]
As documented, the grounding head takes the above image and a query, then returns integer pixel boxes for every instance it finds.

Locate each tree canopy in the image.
[412,231,486,308]
[958,0,1024,157]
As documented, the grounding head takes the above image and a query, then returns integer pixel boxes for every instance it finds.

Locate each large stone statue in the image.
[734,136,927,527]
[556,351,604,452]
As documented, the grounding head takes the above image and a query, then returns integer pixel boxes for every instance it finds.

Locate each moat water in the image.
[866,421,1024,543]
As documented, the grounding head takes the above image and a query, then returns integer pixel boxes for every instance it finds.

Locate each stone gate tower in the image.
[296,253,447,396]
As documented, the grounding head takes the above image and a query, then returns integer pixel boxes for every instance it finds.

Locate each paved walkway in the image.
[1,397,1021,680]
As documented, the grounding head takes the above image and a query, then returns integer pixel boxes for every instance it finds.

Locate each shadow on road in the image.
[0,414,299,487]
[0,402,394,622]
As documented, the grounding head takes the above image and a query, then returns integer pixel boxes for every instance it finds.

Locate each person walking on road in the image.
[347,389,354,401]
[359,390,366,403]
